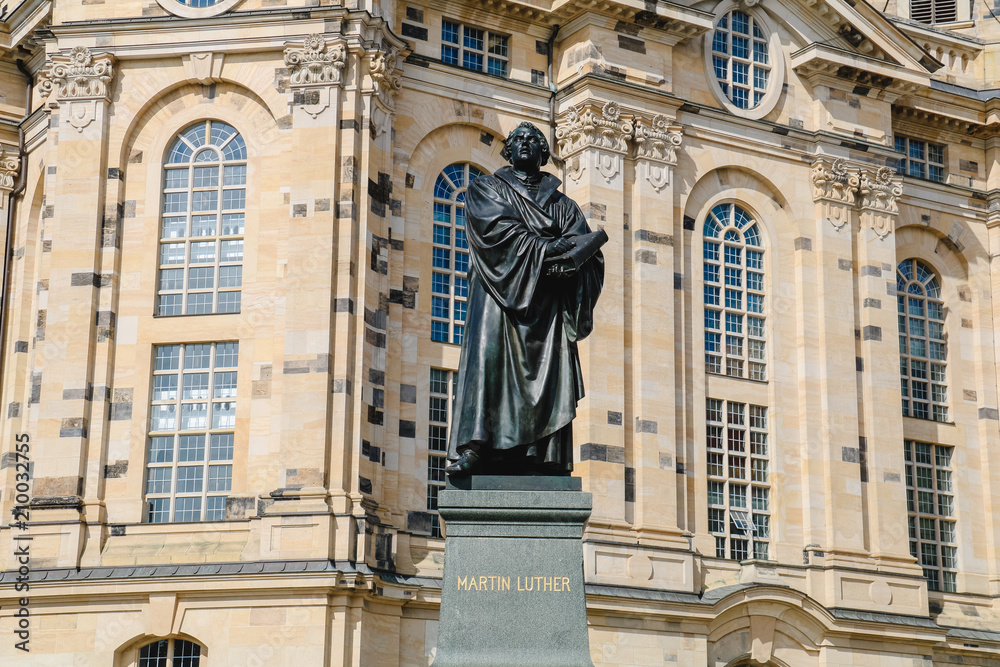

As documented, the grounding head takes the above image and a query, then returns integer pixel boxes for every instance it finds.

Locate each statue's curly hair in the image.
[500,122,550,167]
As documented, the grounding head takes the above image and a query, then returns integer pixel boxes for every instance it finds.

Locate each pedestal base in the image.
[434,476,594,667]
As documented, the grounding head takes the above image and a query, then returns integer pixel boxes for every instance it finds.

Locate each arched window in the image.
[138,638,202,666]
[158,120,247,316]
[430,163,483,344]
[897,259,947,422]
[703,203,765,381]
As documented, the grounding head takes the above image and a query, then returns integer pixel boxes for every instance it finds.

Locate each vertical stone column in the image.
[984,191,1000,596]
[29,47,115,566]
[629,115,686,540]
[555,101,631,528]
[803,159,867,563]
[854,166,913,569]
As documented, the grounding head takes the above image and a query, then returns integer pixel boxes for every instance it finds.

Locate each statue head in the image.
[501,122,550,171]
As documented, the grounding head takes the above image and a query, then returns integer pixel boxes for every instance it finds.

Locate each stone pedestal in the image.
[434,476,594,667]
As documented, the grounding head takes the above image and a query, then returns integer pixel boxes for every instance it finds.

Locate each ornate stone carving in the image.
[284,34,347,87]
[858,166,902,239]
[859,166,902,214]
[811,158,859,205]
[634,114,682,163]
[634,115,682,193]
[0,147,20,208]
[555,101,633,157]
[39,47,114,101]
[369,48,402,103]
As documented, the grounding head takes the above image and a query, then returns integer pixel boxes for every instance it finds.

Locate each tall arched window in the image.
[430,163,483,344]
[138,638,202,666]
[158,120,247,316]
[703,203,766,381]
[897,259,947,422]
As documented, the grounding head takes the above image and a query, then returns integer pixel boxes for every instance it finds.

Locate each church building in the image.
[1,0,1000,664]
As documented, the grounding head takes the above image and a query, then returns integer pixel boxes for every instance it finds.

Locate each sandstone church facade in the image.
[1,0,1000,664]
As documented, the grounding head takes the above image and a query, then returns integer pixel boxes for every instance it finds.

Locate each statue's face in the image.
[508,127,544,172]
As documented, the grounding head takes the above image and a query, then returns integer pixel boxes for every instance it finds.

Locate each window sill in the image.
[902,414,954,427]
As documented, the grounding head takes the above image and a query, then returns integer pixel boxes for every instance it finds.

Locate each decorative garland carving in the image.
[284,34,347,87]
[38,47,114,101]
[555,101,633,157]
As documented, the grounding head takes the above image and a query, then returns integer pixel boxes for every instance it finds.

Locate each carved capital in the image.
[811,158,859,205]
[858,166,903,214]
[368,48,402,106]
[284,34,347,87]
[555,101,633,158]
[634,114,682,164]
[38,47,115,102]
[0,147,19,208]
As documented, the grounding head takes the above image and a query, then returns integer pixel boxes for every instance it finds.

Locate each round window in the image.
[705,5,784,119]
[156,0,242,18]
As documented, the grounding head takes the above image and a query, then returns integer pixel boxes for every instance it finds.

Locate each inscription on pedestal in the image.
[455,574,572,592]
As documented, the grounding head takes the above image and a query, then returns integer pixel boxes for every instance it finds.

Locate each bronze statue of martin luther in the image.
[445,122,606,478]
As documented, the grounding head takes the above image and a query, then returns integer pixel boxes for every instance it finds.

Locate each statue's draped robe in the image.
[448,166,604,472]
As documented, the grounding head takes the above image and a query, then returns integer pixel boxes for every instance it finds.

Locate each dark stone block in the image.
[400,384,417,403]
[369,369,385,386]
[367,406,383,425]
[863,298,881,309]
[842,447,861,463]
[636,418,657,434]
[635,249,657,264]
[607,411,622,425]
[405,6,423,22]
[399,420,416,438]
[794,237,812,251]
[674,273,683,290]
[618,35,646,54]
[979,407,999,420]
[862,325,882,341]
[402,23,428,40]
[860,264,882,277]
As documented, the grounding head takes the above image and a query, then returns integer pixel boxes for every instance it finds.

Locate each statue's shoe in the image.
[445,450,480,477]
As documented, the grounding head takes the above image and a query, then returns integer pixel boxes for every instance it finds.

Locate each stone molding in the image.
[38,47,115,102]
[284,34,347,87]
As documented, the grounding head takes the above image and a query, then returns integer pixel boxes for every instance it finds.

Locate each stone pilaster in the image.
[327,41,403,566]
[799,158,867,563]
[556,101,631,529]
[31,47,116,566]
[854,166,913,570]
[628,115,685,541]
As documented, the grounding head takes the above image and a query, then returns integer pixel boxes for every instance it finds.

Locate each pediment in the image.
[747,0,939,92]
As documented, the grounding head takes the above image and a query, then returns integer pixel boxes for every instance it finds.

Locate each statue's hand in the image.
[545,237,575,258]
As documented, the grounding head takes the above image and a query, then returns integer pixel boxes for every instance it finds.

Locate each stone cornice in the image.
[38,47,115,102]
[790,43,926,96]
